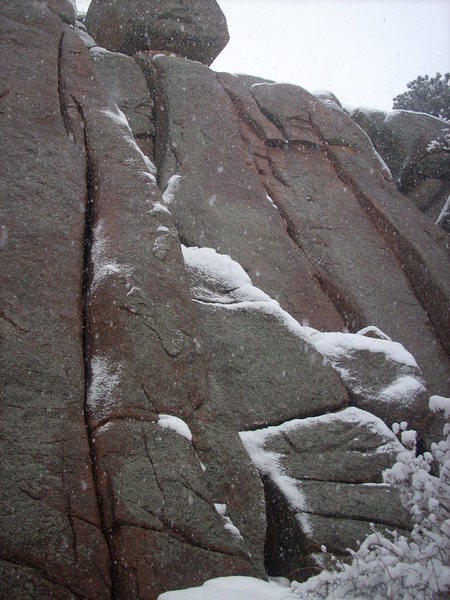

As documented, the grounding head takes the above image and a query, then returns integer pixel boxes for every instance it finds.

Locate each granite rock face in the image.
[1,1,449,598]
[349,106,450,224]
[240,408,411,580]
[85,0,229,65]
[89,47,155,156]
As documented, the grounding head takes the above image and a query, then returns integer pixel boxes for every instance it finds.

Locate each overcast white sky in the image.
[77,0,449,111]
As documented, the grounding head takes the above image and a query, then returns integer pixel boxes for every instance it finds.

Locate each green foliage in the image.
[393,73,450,120]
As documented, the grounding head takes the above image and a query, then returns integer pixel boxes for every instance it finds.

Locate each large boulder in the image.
[85,0,229,65]
[240,408,411,580]
[349,107,450,223]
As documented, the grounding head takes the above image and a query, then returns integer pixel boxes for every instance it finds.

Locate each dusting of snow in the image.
[265,192,279,210]
[214,503,243,540]
[124,137,157,176]
[126,286,142,297]
[141,171,157,184]
[90,46,128,59]
[356,326,391,341]
[313,90,342,111]
[371,146,393,181]
[157,414,192,441]
[87,355,121,410]
[378,375,425,404]
[163,175,181,205]
[102,107,131,130]
[90,221,132,292]
[436,195,450,227]
[151,202,172,216]
[429,395,450,419]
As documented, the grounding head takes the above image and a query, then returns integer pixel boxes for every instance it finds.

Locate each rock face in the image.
[1,1,449,599]
[240,408,411,580]
[89,47,155,155]
[85,0,229,65]
[349,106,450,224]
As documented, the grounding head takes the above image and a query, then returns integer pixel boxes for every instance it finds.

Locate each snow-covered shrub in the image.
[290,399,450,599]
[426,128,450,153]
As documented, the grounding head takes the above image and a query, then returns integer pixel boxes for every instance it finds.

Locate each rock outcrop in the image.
[1,1,449,598]
[349,106,450,226]
[85,0,229,65]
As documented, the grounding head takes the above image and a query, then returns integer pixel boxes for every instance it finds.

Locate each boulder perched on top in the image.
[85,0,229,65]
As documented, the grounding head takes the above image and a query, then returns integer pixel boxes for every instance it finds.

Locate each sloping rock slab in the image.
[240,408,410,581]
[305,327,429,432]
[246,80,449,397]
[183,246,349,431]
[85,0,229,65]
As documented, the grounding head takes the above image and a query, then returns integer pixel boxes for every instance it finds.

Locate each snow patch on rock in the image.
[90,221,132,292]
[163,174,182,205]
[306,330,418,368]
[158,414,193,441]
[102,107,131,130]
[87,355,121,410]
[379,376,426,404]
[214,503,244,541]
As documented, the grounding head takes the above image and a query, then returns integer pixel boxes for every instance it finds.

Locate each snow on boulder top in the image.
[305,329,418,368]
[182,246,416,367]
[240,407,403,462]
[157,414,193,441]
[357,325,391,340]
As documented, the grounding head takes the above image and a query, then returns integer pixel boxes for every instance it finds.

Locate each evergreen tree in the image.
[393,73,450,120]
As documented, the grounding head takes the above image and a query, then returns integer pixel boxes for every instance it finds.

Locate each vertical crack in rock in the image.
[307,105,449,348]
[134,56,171,189]
[265,149,366,331]
[76,98,116,599]
[221,83,360,330]
[57,32,72,137]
